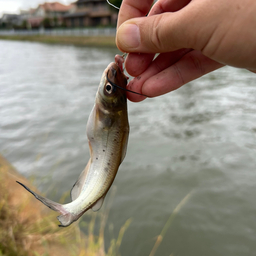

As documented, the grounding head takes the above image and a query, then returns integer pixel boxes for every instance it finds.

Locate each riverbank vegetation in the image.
[0,152,191,256]
[0,35,117,48]
[0,154,130,256]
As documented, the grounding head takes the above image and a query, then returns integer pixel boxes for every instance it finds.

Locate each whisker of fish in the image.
[106,71,149,98]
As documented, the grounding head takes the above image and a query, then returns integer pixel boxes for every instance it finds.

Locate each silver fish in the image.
[17,57,129,227]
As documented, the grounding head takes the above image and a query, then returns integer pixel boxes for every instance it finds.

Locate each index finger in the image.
[117,0,154,28]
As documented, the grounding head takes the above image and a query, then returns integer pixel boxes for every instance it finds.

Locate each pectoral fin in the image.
[70,160,91,201]
[92,195,105,212]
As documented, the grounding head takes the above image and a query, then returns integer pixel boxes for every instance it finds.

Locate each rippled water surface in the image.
[1,40,256,256]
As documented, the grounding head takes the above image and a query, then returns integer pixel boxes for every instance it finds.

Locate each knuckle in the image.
[189,55,205,75]
[173,63,185,85]
[149,15,164,51]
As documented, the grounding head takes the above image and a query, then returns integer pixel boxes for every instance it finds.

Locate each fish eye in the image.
[106,84,112,91]
[105,83,113,94]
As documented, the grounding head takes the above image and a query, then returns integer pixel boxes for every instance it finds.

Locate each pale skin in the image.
[115,0,256,102]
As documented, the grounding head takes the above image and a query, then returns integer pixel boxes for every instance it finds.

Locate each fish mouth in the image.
[106,62,119,77]
[105,62,147,97]
[105,62,127,89]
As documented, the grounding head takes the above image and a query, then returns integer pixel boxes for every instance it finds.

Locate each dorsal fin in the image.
[92,195,106,212]
[70,160,91,201]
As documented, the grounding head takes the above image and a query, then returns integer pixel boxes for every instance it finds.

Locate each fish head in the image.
[98,62,128,108]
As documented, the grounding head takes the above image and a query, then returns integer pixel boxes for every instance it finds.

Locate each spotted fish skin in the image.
[17,58,129,227]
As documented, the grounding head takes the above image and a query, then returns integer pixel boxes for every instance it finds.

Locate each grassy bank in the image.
[0,154,130,256]
[0,35,117,48]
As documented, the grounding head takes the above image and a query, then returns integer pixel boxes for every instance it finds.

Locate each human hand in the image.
[116,0,256,102]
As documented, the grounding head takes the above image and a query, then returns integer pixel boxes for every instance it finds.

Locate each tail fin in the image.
[16,181,78,227]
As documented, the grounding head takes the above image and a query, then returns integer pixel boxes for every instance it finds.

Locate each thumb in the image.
[116,10,213,54]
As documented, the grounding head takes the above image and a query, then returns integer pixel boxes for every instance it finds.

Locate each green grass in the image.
[0,35,117,48]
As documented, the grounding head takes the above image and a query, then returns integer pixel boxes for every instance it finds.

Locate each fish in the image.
[17,55,129,227]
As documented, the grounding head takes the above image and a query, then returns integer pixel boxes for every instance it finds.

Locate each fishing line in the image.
[106,0,120,10]
[106,72,148,97]
[106,1,146,97]
[106,1,128,63]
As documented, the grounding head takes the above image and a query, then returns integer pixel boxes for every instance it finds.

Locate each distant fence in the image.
[0,28,116,37]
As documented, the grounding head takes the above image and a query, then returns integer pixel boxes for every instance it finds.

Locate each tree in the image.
[43,18,52,28]
[22,20,28,29]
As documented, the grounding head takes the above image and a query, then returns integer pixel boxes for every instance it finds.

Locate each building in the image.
[63,0,117,27]
[34,2,74,19]
[0,14,23,28]
[26,2,73,28]
[19,8,41,28]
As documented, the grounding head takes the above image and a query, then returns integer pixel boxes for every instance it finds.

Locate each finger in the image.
[143,51,223,98]
[116,12,189,53]
[116,2,219,54]
[117,0,154,75]
[126,48,192,101]
[117,0,154,28]
[148,0,191,15]
[125,53,155,77]
[117,0,154,72]
[124,0,192,77]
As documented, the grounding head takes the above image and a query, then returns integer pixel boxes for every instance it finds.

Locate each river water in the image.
[1,40,256,256]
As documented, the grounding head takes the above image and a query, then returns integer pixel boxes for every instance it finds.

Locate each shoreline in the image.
[0,154,84,256]
[0,153,128,256]
[0,34,117,48]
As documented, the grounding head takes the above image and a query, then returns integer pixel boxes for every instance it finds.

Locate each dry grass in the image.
[0,35,117,48]
[0,154,130,256]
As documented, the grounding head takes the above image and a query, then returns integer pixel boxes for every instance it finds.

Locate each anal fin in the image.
[92,195,105,212]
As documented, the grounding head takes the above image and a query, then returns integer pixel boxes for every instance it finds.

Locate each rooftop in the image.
[38,2,73,12]
[76,0,106,3]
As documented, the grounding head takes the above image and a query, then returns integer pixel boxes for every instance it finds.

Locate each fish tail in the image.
[16,181,77,227]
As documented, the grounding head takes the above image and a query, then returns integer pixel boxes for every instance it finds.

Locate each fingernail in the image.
[117,24,140,49]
